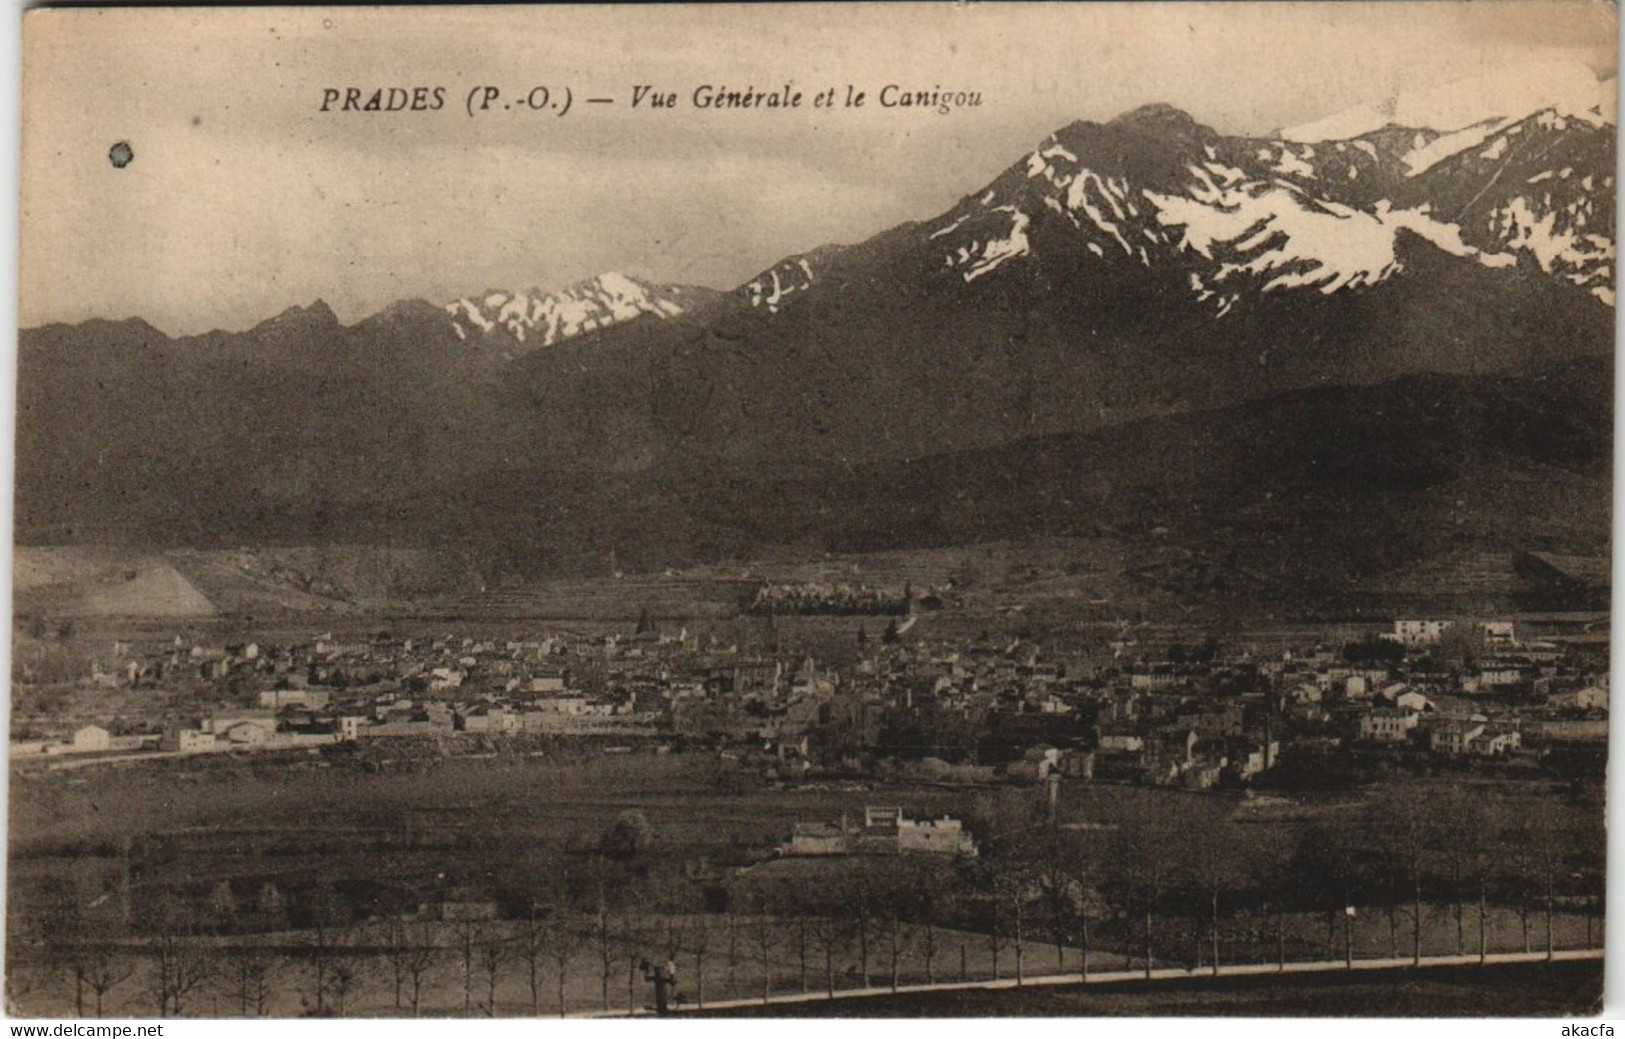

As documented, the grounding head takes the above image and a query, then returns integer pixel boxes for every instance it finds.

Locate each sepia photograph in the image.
[7,1,1616,1022]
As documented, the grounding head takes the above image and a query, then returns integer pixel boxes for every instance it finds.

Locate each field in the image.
[5,743,1607,1017]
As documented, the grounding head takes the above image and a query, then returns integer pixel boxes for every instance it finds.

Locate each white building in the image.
[1393,619,1453,646]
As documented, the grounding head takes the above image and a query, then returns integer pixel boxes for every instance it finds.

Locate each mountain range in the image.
[16,67,1614,608]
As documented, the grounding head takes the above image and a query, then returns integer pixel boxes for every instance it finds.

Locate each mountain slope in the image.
[498,99,1611,471]
[15,76,1615,594]
[445,273,725,354]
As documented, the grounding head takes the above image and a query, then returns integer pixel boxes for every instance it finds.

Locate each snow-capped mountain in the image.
[732,71,1613,322]
[445,272,720,348]
[18,65,1616,575]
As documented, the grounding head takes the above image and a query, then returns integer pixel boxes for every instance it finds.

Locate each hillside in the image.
[14,80,1614,609]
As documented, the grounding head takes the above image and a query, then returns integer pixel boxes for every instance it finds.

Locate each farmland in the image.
[5,742,1606,1017]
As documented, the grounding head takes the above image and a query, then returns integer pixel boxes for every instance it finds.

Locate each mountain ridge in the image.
[16,77,1615,595]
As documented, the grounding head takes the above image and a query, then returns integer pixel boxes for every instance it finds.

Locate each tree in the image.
[81,948,134,1018]
[747,895,778,1002]
[451,918,481,1013]
[801,884,846,999]
[1433,623,1488,668]
[1031,837,1083,974]
[400,922,441,1016]
[222,941,277,1017]
[1366,787,1431,966]
[907,860,962,985]
[321,932,368,1018]
[685,911,715,1008]
[475,924,512,1015]
[1105,814,1180,977]
[147,894,214,1017]
[514,909,550,1016]
[376,919,414,1013]
[601,810,656,860]
[205,881,240,934]
[593,897,614,1011]
[1180,811,1253,975]
[724,910,743,998]
[847,864,880,989]
[1289,822,1365,968]
[302,885,353,1016]
[545,911,580,1017]
[255,882,288,930]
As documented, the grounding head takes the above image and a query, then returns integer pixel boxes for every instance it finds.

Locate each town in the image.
[11,603,1608,786]
[5,596,1608,1018]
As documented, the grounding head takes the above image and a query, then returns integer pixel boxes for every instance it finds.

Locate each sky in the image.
[18,1,1619,335]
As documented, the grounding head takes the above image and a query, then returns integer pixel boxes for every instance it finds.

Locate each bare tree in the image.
[593,900,614,1011]
[376,919,413,1013]
[402,921,441,1016]
[746,895,778,1003]
[685,911,714,1008]
[321,931,369,1018]
[724,910,742,998]
[144,893,215,1018]
[1367,788,1429,966]
[475,923,512,1015]
[545,911,580,1018]
[450,917,481,1013]
[78,947,134,1018]
[802,894,844,999]
[514,909,549,1015]
[1177,809,1249,976]
[222,941,277,1017]
[1106,816,1177,977]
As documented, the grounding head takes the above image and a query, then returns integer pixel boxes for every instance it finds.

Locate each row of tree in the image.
[13,784,1604,1017]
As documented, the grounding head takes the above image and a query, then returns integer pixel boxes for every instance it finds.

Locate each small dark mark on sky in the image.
[191,115,202,127]
[108,141,134,169]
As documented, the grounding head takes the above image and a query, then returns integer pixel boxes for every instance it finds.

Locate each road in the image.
[575,946,1603,1017]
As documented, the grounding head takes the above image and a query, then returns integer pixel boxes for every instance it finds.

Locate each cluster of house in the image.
[15,615,1607,780]
[745,581,912,616]
[1305,620,1607,759]
[783,806,979,858]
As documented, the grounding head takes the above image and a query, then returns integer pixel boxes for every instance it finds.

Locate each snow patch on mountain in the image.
[1271,146,1316,179]
[1403,119,1509,176]
[1147,165,1525,301]
[949,206,1032,282]
[446,273,698,346]
[1491,195,1616,301]
[745,256,818,313]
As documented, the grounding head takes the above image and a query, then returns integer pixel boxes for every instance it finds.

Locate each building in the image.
[1360,708,1418,743]
[259,688,332,710]
[786,822,847,856]
[1392,619,1453,646]
[1467,728,1521,757]
[1548,686,1608,712]
[781,807,978,858]
[896,815,978,856]
[1475,663,1525,688]
[1429,721,1486,756]
[162,729,217,753]
[70,725,112,753]
[207,713,279,744]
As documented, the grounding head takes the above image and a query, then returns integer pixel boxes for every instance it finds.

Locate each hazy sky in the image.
[19,2,1618,335]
